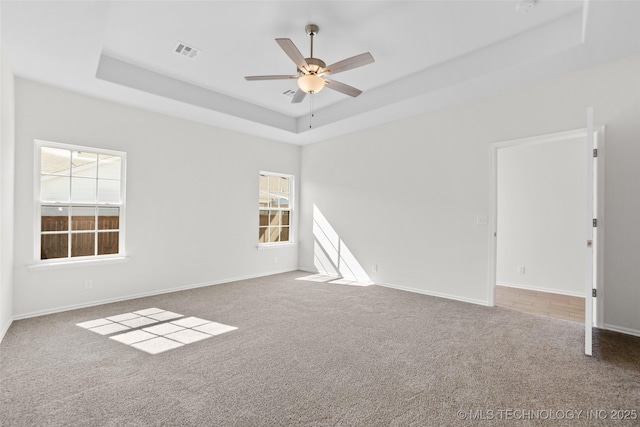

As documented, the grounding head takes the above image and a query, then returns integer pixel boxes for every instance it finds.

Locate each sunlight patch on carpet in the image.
[77,309,237,354]
[295,273,372,287]
[328,278,371,287]
[295,273,337,283]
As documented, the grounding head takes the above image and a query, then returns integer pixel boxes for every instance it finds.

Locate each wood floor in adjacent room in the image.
[495,285,585,323]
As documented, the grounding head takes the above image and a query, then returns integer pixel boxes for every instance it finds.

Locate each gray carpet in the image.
[1,271,639,426]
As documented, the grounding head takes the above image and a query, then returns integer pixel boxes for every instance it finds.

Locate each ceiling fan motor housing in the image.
[302,57,326,74]
[305,24,319,36]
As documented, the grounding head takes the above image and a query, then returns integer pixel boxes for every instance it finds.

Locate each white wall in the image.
[0,49,15,339]
[299,54,640,334]
[12,79,300,317]
[496,138,586,296]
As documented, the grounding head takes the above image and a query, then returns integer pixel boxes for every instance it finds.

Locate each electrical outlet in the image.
[372,264,378,272]
[517,266,525,275]
[84,280,93,290]
[273,256,278,264]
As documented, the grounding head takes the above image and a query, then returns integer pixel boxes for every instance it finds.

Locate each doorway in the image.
[488,127,605,342]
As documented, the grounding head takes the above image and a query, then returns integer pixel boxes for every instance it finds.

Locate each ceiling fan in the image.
[245,24,374,104]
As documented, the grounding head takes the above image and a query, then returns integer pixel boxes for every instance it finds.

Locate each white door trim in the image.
[585,108,594,356]
[594,126,606,329]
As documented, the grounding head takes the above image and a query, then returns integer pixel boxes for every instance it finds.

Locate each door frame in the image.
[593,125,606,329]
[488,127,605,325]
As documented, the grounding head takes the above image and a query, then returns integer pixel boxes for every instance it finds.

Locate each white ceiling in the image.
[1,1,639,145]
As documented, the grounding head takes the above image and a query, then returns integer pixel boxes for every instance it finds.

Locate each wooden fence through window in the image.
[41,216,119,259]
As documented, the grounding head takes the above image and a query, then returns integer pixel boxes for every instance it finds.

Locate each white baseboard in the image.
[602,324,640,338]
[496,281,585,298]
[12,268,297,321]
[301,265,488,306]
[376,281,489,307]
[0,318,13,343]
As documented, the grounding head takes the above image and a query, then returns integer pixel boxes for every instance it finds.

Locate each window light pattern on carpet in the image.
[76,308,237,354]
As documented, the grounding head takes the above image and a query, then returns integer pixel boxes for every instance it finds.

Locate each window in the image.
[259,172,292,244]
[36,140,126,261]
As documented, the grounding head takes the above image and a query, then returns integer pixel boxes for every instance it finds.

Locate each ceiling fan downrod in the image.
[306,24,319,59]
[302,24,325,77]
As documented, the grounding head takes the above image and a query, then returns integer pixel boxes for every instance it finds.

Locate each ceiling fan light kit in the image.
[245,24,374,104]
[298,74,325,93]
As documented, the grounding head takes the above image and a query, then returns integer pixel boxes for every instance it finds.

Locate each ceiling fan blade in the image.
[323,79,363,97]
[276,38,309,72]
[291,89,307,104]
[245,75,298,81]
[321,52,374,75]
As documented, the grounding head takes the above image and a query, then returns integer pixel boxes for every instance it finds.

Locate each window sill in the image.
[256,242,296,251]
[27,256,129,271]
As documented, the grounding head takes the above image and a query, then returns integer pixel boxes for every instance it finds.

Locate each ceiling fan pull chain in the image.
[309,93,314,128]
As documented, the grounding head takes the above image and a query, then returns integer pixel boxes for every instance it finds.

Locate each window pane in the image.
[279,177,290,194]
[97,179,121,203]
[41,147,70,176]
[269,176,279,194]
[41,234,68,259]
[72,206,96,230]
[71,232,95,257]
[71,151,98,178]
[41,175,70,202]
[269,211,280,226]
[258,227,268,243]
[259,191,270,208]
[269,227,280,242]
[98,232,119,255]
[41,206,69,231]
[71,177,96,203]
[259,175,269,193]
[39,144,126,261]
[281,211,290,226]
[98,154,121,180]
[259,210,269,227]
[272,196,289,209]
[258,173,292,245]
[98,207,120,230]
[280,226,290,242]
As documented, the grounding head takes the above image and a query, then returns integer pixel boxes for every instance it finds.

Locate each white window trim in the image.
[27,256,129,271]
[258,171,295,248]
[33,139,127,266]
[256,242,297,250]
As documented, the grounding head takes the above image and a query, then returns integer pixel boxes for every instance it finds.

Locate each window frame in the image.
[258,171,294,248]
[34,139,127,264]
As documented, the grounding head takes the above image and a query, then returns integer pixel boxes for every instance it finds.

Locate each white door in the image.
[585,107,594,356]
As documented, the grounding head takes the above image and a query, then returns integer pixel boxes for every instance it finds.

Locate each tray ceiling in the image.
[2,1,639,144]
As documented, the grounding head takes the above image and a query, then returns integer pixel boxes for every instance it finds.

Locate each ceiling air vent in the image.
[174,41,200,59]
[515,0,535,13]
[282,89,296,98]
